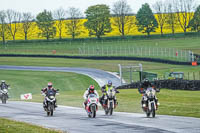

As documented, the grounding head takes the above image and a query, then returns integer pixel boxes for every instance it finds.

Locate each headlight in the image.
[49,96,55,99]
[3,89,8,93]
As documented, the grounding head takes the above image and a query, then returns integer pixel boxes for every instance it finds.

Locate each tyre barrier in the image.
[116,79,200,91]
[0,54,192,66]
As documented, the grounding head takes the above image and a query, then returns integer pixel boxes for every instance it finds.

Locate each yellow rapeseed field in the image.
[4,14,190,40]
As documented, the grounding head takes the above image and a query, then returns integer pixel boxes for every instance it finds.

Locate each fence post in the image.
[107,46,108,56]
[149,47,150,57]
[157,47,159,57]
[118,64,122,85]
[102,45,103,56]
[193,72,195,80]
[199,71,200,80]
[88,46,89,56]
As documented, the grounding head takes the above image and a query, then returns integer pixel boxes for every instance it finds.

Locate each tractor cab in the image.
[166,72,184,80]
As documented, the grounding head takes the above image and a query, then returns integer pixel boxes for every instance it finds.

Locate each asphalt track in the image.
[0,101,200,133]
[0,65,121,87]
[0,65,200,133]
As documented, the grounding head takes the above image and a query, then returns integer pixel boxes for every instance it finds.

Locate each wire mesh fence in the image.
[79,45,193,62]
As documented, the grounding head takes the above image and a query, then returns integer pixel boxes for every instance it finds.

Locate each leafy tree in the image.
[36,10,56,40]
[66,7,84,40]
[188,5,200,32]
[136,3,158,36]
[84,4,112,39]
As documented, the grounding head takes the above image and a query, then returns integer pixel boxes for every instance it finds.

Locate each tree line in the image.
[0,0,200,44]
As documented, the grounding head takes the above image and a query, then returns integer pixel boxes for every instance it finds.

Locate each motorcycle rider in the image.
[0,80,9,99]
[41,82,58,110]
[100,80,119,108]
[0,80,9,90]
[138,78,159,109]
[83,85,99,109]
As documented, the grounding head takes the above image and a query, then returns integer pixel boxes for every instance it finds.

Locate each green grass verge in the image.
[0,70,99,100]
[0,69,200,118]
[0,37,199,57]
[0,117,62,133]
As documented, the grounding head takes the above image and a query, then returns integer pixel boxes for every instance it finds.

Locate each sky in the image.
[1,0,200,16]
[0,0,160,16]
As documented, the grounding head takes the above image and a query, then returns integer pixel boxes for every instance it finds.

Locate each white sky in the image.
[1,0,200,16]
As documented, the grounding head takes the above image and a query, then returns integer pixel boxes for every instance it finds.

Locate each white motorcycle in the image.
[103,89,117,115]
[143,87,158,118]
[0,88,9,104]
[85,94,99,118]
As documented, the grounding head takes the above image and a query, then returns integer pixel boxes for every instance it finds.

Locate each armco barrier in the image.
[0,54,192,66]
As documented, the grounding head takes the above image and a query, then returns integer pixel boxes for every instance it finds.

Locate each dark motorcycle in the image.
[43,89,59,116]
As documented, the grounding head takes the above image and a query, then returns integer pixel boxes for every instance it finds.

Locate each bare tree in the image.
[0,10,8,45]
[165,1,178,35]
[153,1,168,36]
[6,9,21,41]
[174,0,196,33]
[20,12,36,40]
[66,7,83,40]
[112,0,135,37]
[53,7,66,39]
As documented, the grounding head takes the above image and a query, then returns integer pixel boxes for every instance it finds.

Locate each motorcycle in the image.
[0,88,8,104]
[0,85,9,104]
[103,89,118,115]
[85,94,98,118]
[143,87,158,118]
[42,89,59,116]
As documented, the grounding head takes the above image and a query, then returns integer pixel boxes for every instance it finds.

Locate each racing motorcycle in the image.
[143,87,158,118]
[85,94,98,118]
[103,89,118,115]
[0,86,9,104]
[42,89,59,116]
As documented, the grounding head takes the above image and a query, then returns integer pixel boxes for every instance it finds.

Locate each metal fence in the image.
[79,45,194,62]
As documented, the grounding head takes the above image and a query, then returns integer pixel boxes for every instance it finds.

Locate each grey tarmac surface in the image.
[0,101,200,133]
[0,65,121,87]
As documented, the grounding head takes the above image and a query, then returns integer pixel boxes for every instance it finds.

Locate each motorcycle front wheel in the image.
[2,95,6,104]
[91,105,96,118]
[109,102,113,115]
[151,103,156,118]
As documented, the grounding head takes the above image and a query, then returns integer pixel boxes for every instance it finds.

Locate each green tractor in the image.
[165,72,184,80]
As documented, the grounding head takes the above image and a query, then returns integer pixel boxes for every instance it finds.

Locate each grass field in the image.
[0,37,200,56]
[0,57,199,80]
[0,69,200,118]
[0,69,99,100]
[0,117,62,133]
